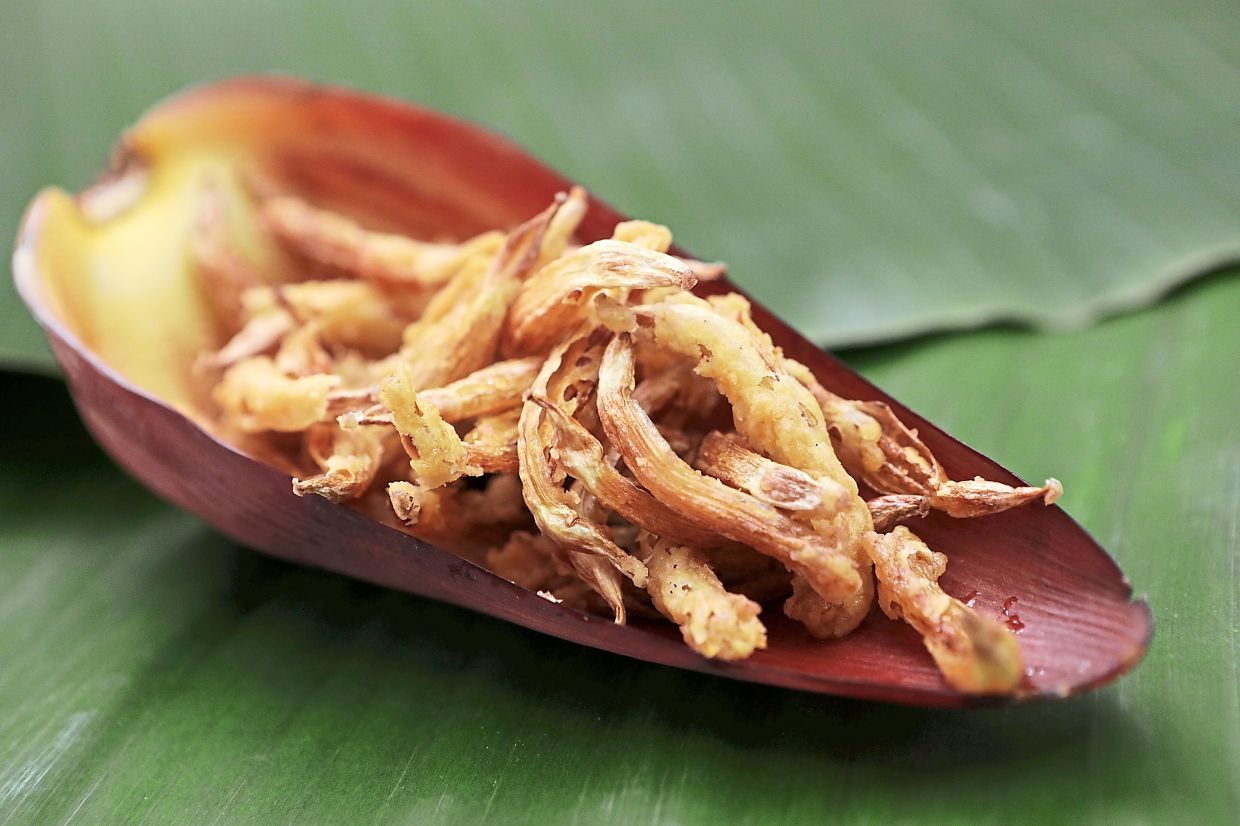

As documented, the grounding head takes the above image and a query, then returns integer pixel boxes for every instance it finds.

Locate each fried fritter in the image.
[195,187,1063,693]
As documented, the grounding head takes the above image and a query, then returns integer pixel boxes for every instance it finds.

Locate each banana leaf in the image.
[3,0,1238,820]
[5,0,1240,370]
[2,272,1236,823]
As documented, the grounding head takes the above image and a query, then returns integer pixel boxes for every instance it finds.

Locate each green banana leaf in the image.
[3,272,1236,824]
[5,0,1240,370]
[4,1,1240,821]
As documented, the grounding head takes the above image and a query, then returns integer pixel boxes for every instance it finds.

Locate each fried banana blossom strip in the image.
[694,431,849,513]
[630,303,866,521]
[381,363,481,489]
[867,495,932,532]
[292,424,390,502]
[263,195,504,288]
[709,291,1060,525]
[463,409,520,474]
[868,527,1024,694]
[332,206,554,507]
[597,334,859,602]
[214,356,341,433]
[789,366,1062,520]
[629,302,872,636]
[398,199,560,389]
[696,433,936,533]
[242,280,410,355]
[505,240,697,356]
[344,211,560,510]
[333,356,541,425]
[200,310,294,371]
[518,334,648,622]
[535,400,722,549]
[638,533,767,661]
[534,186,589,271]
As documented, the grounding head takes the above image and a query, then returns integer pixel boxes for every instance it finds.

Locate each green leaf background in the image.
[5,0,1240,369]
[2,0,1238,823]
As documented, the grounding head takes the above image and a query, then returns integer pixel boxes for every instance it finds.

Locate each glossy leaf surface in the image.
[2,272,1236,822]
[6,0,1240,370]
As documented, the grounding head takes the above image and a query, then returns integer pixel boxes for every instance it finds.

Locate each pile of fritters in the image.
[197,187,1060,694]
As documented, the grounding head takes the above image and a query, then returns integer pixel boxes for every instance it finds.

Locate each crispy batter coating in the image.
[868,527,1024,694]
[423,357,540,420]
[381,363,480,489]
[597,334,860,602]
[505,240,697,356]
[263,194,504,288]
[718,289,1063,517]
[638,533,767,661]
[403,250,492,330]
[214,356,341,433]
[386,480,428,524]
[783,573,877,641]
[292,423,389,502]
[610,220,673,253]
[808,385,941,496]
